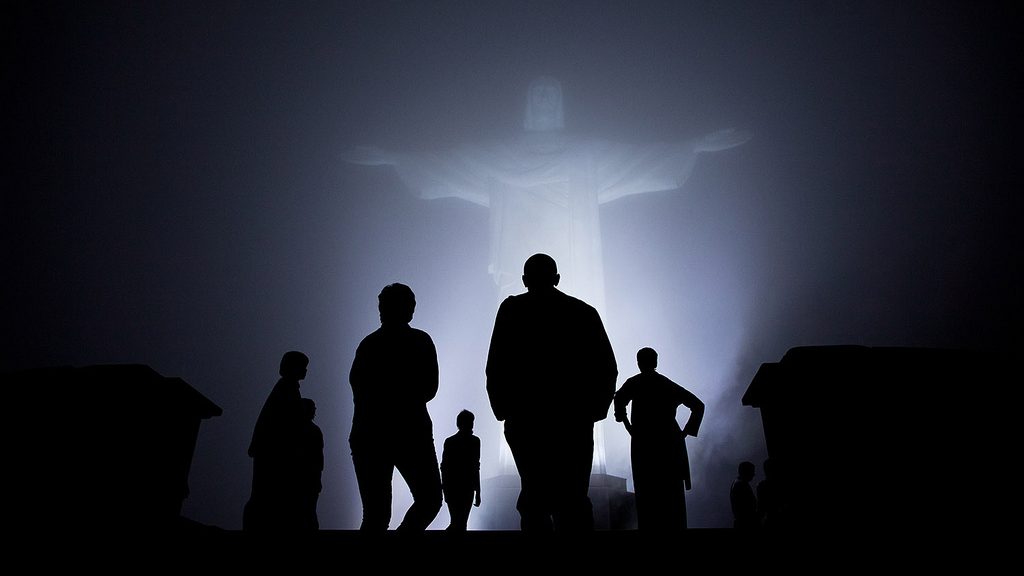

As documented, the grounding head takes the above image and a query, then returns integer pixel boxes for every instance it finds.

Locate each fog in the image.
[3,1,1019,529]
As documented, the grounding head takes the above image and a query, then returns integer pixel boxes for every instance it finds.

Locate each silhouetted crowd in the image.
[245,253,725,533]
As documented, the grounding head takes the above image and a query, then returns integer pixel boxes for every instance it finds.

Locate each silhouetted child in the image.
[731,460,759,529]
[614,347,704,530]
[298,398,324,531]
[756,458,777,529]
[441,409,481,531]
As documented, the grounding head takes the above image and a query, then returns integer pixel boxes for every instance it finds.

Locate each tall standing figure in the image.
[614,347,704,530]
[349,283,443,531]
[244,350,309,532]
[486,253,618,531]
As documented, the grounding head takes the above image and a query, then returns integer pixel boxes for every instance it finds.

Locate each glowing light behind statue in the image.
[343,77,750,475]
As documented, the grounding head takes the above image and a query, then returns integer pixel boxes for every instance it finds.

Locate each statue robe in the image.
[390,131,702,312]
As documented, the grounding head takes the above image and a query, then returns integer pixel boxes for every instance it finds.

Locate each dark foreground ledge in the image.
[18,527,928,571]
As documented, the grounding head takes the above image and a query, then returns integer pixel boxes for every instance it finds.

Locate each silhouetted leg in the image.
[352,445,394,531]
[645,473,675,530]
[305,494,320,531]
[633,438,687,530]
[665,436,689,530]
[666,451,688,530]
[242,498,260,531]
[244,459,264,531]
[446,490,473,531]
[395,436,442,532]
[633,438,672,530]
[551,424,594,532]
[505,422,553,532]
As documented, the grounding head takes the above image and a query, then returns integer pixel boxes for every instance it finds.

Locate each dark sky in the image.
[3,1,1020,530]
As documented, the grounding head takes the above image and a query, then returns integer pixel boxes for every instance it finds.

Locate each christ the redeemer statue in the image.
[344,76,750,473]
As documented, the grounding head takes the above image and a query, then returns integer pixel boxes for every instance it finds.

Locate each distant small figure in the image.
[613,347,704,530]
[244,350,309,532]
[349,283,443,531]
[731,461,759,529]
[298,398,324,531]
[756,458,778,529]
[441,409,482,531]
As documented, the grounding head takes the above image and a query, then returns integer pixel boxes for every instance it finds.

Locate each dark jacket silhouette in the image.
[244,351,309,532]
[486,253,617,531]
[614,347,704,530]
[441,409,482,531]
[349,283,442,531]
[731,461,759,529]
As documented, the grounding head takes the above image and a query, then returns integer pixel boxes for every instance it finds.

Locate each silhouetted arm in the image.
[440,437,451,502]
[314,426,324,493]
[473,435,482,506]
[613,380,635,435]
[349,340,368,404]
[587,307,618,422]
[485,299,515,421]
[674,384,705,437]
[419,332,440,403]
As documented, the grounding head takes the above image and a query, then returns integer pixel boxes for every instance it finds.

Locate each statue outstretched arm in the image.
[341,145,491,207]
[340,145,399,166]
[596,129,752,204]
[694,128,753,153]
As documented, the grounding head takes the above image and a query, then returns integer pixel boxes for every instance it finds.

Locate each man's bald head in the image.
[523,253,560,291]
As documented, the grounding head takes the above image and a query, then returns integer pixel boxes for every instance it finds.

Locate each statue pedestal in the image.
[476,473,636,530]
[589,473,637,530]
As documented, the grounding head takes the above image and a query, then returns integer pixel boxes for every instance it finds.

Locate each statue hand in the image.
[696,128,752,152]
[341,145,397,166]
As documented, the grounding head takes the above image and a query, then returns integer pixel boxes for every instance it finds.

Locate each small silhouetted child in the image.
[731,460,759,529]
[756,458,776,528]
[441,410,481,531]
[298,398,324,531]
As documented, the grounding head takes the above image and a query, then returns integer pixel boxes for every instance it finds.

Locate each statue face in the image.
[524,77,564,132]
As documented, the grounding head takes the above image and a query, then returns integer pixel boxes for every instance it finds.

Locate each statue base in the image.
[475,473,636,530]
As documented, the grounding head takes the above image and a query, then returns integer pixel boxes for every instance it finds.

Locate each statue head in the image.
[524,76,564,132]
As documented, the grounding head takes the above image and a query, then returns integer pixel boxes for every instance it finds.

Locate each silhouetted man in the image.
[244,350,309,532]
[731,461,759,529]
[486,253,617,531]
[350,283,443,531]
[614,347,704,530]
[441,409,482,531]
